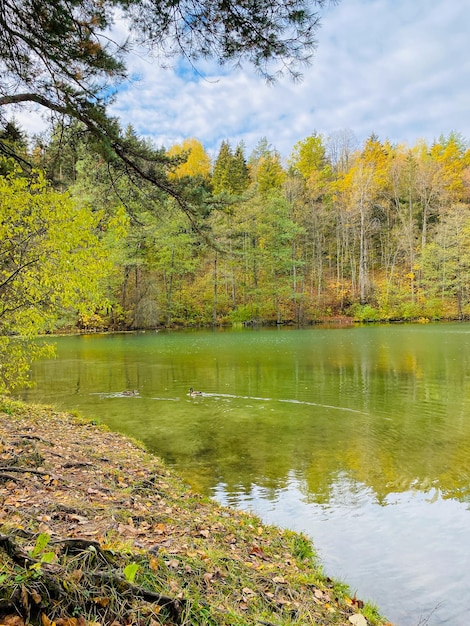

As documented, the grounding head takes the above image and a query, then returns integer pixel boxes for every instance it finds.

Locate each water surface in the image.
[17,324,470,625]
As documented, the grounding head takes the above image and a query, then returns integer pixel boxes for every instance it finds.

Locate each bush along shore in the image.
[0,399,391,626]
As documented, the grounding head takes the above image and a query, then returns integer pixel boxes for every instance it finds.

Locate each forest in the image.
[2,124,470,337]
[2,0,470,394]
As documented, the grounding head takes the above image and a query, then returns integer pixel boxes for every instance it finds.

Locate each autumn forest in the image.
[2,124,470,339]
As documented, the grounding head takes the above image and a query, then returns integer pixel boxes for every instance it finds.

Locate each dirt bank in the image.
[0,398,390,626]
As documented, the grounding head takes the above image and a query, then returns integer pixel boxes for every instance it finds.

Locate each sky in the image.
[16,0,470,160]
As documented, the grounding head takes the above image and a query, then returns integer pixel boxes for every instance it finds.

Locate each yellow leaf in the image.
[55,618,78,626]
[153,523,165,534]
[2,615,26,626]
[148,557,159,571]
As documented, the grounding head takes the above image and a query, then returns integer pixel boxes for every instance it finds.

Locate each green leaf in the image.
[31,533,50,557]
[123,563,139,583]
[29,562,43,572]
[40,552,56,563]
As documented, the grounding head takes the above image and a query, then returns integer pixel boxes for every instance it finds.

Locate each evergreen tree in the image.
[212,140,250,195]
[0,120,28,174]
[231,143,250,194]
[212,141,233,194]
[0,0,330,210]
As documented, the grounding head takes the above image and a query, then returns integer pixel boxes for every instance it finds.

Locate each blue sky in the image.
[19,0,470,160]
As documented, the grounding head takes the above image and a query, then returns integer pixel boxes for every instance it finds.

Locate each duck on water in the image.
[188,388,202,397]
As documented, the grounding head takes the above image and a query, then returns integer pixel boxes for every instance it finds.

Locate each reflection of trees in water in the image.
[170,339,470,504]
[16,327,470,507]
[168,384,470,507]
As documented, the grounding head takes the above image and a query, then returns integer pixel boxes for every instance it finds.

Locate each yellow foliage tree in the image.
[167,138,211,180]
[0,166,112,391]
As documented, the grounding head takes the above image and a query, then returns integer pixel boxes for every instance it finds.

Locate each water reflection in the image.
[16,324,470,624]
[213,474,470,626]
[214,473,470,626]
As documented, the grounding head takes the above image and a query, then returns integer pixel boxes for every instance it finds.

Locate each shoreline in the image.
[0,398,390,626]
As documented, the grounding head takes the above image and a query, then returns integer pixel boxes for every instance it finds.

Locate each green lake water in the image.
[15,323,470,625]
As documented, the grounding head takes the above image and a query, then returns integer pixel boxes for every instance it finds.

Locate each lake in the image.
[15,323,470,625]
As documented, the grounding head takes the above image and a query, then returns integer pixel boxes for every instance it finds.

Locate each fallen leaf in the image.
[70,569,83,583]
[1,615,25,626]
[250,545,269,560]
[153,523,165,534]
[30,589,42,604]
[349,615,368,626]
[272,575,286,584]
[148,556,159,571]
[56,618,78,626]
[41,614,52,626]
[68,514,88,524]
[20,585,29,611]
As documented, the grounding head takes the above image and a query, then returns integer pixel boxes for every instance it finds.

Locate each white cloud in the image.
[10,0,470,158]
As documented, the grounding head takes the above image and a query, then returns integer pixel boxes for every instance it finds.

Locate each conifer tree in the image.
[231,143,250,194]
[212,141,233,194]
[212,140,250,195]
[0,0,331,210]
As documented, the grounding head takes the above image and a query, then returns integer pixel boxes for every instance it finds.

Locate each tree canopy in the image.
[0,0,332,206]
[0,164,114,391]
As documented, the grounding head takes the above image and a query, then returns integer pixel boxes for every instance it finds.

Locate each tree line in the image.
[2,125,470,337]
